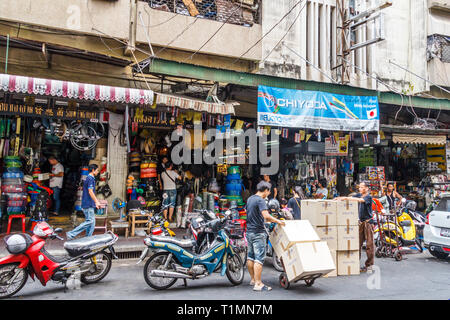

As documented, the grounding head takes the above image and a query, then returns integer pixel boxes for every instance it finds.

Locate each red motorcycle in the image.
[0,221,118,299]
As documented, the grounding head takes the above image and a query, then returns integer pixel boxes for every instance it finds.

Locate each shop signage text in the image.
[0,103,99,121]
[257,85,379,132]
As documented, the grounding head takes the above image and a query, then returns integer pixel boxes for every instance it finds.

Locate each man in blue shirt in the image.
[246,181,285,291]
[67,164,100,240]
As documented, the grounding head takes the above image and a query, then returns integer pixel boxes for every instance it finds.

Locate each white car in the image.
[424,195,450,259]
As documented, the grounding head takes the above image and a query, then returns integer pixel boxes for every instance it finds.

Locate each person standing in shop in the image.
[48,156,64,216]
[158,156,169,190]
[288,186,305,220]
[161,161,181,222]
[246,181,285,291]
[67,164,100,240]
[336,181,374,272]
[262,174,277,200]
[314,179,329,199]
[384,182,403,212]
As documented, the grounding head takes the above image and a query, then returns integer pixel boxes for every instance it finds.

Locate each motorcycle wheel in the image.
[272,254,284,272]
[143,252,178,290]
[226,254,244,286]
[0,263,28,299]
[81,252,112,284]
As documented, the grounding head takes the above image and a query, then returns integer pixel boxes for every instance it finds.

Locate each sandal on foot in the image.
[249,280,255,286]
[253,285,272,291]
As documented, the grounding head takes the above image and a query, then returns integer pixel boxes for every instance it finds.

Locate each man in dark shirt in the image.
[246,181,285,291]
[337,181,374,272]
[287,186,304,220]
[262,175,277,200]
[67,164,100,240]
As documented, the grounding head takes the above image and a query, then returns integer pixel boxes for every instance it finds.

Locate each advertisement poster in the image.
[257,85,379,132]
[325,137,349,156]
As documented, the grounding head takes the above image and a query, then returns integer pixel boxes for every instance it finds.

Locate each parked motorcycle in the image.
[374,198,424,252]
[137,211,244,290]
[0,222,118,299]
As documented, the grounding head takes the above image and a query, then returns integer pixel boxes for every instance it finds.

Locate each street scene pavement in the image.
[7,249,449,300]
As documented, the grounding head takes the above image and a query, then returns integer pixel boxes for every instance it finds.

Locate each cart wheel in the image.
[305,279,315,287]
[279,273,290,290]
[394,250,403,261]
[375,248,383,258]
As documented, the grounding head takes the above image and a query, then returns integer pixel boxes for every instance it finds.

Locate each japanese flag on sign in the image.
[367,108,378,119]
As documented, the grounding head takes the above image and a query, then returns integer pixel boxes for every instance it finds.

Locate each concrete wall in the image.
[0,0,262,63]
[136,1,262,61]
[259,0,337,82]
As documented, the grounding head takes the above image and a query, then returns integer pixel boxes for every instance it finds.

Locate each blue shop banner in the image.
[257,85,379,132]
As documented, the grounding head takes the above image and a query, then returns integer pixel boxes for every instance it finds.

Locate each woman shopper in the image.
[287,186,305,220]
[67,164,100,240]
[160,161,181,222]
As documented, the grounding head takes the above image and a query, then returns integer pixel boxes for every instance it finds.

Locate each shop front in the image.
[0,73,154,232]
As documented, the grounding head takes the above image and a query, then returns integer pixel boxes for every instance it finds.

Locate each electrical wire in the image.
[283,43,338,84]
[183,1,244,63]
[228,0,303,68]
[260,0,307,64]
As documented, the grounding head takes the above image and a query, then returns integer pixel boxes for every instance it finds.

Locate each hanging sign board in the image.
[325,137,349,156]
[257,85,379,132]
[0,103,99,121]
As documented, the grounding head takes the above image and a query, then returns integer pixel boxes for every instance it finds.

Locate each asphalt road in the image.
[7,250,450,300]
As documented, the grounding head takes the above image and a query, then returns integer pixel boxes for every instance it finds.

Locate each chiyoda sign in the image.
[257,85,379,132]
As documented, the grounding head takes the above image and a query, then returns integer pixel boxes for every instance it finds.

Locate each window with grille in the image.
[145,0,260,26]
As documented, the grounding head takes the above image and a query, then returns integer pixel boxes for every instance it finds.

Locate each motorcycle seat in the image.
[399,220,412,227]
[150,235,196,248]
[64,233,115,257]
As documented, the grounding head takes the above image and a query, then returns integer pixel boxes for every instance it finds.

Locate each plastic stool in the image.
[7,214,26,234]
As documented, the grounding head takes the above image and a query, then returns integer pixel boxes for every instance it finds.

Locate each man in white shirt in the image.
[48,156,64,215]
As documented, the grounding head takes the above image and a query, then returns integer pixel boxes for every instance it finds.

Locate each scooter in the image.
[0,222,118,299]
[137,211,244,290]
[374,198,423,253]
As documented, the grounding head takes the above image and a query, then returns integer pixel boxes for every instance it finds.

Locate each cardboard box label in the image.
[314,226,338,251]
[281,241,336,282]
[301,200,337,227]
[337,225,359,251]
[336,200,359,226]
[337,250,360,276]
[269,220,320,257]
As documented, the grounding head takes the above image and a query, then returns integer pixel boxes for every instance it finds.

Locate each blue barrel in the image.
[226,173,241,181]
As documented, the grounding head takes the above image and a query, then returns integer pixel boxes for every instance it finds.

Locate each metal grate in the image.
[146,0,260,26]
[442,42,450,63]
[116,251,142,260]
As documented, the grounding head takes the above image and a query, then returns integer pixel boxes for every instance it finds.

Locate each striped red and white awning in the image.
[0,73,236,114]
[0,73,154,105]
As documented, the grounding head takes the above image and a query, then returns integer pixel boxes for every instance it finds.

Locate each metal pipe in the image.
[5,34,9,74]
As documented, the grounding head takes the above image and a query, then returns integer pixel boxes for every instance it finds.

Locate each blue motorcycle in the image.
[138,213,245,290]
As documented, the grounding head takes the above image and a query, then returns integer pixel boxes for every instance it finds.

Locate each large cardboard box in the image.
[314,226,338,251]
[301,200,337,227]
[324,250,337,277]
[337,225,359,251]
[336,200,359,226]
[337,250,360,276]
[281,241,336,282]
[270,220,321,256]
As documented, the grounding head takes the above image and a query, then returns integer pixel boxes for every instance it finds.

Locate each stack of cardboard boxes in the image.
[269,220,336,282]
[302,199,360,276]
